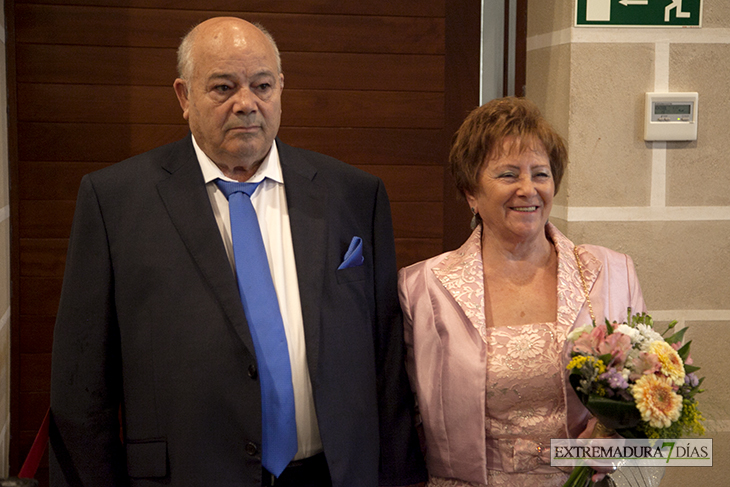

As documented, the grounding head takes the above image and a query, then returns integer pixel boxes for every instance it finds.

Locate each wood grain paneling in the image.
[19,317,56,354]
[19,201,76,239]
[18,44,444,92]
[19,162,111,200]
[20,123,445,166]
[16,5,444,54]
[19,392,50,432]
[395,238,443,269]
[19,353,52,392]
[18,84,443,128]
[282,90,444,128]
[19,279,63,317]
[443,0,482,251]
[19,239,68,277]
[282,53,444,92]
[18,123,191,162]
[391,202,442,239]
[357,165,443,202]
[16,0,445,17]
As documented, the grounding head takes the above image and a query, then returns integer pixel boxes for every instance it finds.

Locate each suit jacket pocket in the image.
[126,439,168,478]
[336,264,365,284]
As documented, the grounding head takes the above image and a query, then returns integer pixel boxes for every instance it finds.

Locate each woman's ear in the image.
[465,192,478,213]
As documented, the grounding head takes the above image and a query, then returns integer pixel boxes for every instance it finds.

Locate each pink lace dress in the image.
[428,322,570,487]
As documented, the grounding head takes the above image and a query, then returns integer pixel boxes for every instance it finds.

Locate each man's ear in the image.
[173,79,190,121]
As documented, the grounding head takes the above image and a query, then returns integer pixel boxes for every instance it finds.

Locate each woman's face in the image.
[466,137,554,245]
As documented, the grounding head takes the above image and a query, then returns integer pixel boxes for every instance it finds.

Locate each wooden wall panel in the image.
[18,45,444,92]
[19,391,50,432]
[21,124,445,166]
[19,317,55,354]
[16,5,444,54]
[18,201,75,239]
[7,0,482,479]
[18,123,191,162]
[18,85,443,128]
[16,0,444,17]
[19,239,67,277]
[19,162,111,200]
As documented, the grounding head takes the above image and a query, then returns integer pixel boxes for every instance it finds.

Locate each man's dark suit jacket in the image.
[49,135,425,487]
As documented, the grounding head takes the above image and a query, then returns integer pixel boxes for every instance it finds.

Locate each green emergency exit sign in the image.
[576,0,702,27]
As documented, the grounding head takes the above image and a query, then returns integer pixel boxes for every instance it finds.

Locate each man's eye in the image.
[214,85,231,93]
[256,83,272,91]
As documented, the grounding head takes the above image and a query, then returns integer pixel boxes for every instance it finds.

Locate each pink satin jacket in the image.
[398,223,646,484]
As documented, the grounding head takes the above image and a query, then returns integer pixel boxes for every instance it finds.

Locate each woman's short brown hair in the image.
[449,96,568,199]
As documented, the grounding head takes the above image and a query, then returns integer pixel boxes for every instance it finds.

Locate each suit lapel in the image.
[432,226,488,343]
[550,224,602,332]
[156,136,257,355]
[277,140,327,377]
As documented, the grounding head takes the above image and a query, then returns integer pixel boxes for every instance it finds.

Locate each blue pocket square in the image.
[338,236,364,270]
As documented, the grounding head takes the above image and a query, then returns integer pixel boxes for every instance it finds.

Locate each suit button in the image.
[245,442,258,456]
[248,364,258,379]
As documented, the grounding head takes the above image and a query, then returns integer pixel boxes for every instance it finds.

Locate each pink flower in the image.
[597,331,632,367]
[630,351,661,380]
[573,324,607,355]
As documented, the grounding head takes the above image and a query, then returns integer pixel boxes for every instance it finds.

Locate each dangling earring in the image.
[470,207,479,230]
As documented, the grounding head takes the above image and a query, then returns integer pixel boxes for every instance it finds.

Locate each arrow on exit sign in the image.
[576,0,702,27]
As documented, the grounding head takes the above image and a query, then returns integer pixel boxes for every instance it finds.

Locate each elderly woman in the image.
[398,97,646,486]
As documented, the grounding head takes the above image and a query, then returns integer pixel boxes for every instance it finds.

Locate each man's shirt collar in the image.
[192,135,283,185]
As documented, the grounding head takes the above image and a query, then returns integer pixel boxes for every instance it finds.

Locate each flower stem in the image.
[563,465,595,487]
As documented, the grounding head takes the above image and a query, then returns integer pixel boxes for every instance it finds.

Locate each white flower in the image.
[568,324,594,341]
[636,324,663,349]
[616,324,640,343]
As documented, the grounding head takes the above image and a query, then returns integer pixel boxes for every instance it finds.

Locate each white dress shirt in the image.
[192,135,323,460]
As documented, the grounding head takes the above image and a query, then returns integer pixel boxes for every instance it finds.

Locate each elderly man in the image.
[50,17,425,487]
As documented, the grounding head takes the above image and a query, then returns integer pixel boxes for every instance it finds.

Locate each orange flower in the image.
[647,340,685,386]
[633,374,683,428]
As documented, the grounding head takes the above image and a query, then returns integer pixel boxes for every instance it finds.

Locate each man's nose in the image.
[232,88,257,113]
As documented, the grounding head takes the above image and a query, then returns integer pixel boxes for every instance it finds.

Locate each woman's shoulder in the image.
[548,223,635,268]
[399,226,482,281]
[398,250,451,281]
[579,243,636,267]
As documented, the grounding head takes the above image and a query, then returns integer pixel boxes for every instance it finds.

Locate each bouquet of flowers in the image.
[562,309,705,487]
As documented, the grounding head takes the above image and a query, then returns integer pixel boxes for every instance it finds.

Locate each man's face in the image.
[174,20,284,177]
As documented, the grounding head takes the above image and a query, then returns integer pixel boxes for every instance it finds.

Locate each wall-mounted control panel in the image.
[644,92,698,141]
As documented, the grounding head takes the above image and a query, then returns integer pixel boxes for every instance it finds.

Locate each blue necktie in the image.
[215,179,297,477]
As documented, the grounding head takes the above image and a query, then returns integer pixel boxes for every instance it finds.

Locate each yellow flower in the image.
[682,400,706,436]
[648,341,685,386]
[633,374,683,428]
[567,355,606,374]
[567,356,589,370]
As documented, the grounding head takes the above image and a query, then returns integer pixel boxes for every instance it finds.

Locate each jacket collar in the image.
[431,222,602,343]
